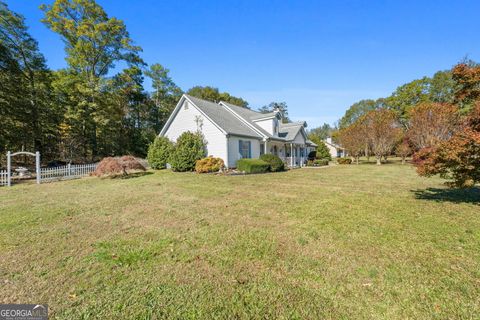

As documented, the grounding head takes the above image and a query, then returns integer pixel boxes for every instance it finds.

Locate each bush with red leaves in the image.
[413,102,480,188]
[93,156,146,177]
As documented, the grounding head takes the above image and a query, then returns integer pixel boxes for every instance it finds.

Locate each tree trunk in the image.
[376,156,381,165]
[356,156,359,165]
[402,156,405,165]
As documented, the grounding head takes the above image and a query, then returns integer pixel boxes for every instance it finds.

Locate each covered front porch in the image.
[261,140,313,168]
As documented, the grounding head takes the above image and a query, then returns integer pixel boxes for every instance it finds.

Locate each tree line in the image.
[335,61,480,187]
[0,0,250,165]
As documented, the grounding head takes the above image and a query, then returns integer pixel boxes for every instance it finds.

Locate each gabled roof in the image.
[324,138,345,150]
[220,101,281,139]
[162,94,313,143]
[184,95,262,139]
[278,122,305,141]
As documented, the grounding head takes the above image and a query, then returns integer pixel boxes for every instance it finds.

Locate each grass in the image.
[0,159,479,319]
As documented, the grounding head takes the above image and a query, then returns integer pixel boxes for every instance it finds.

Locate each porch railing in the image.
[283,157,306,167]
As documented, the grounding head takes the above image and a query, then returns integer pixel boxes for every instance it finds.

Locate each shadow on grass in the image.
[412,187,480,205]
[117,171,153,180]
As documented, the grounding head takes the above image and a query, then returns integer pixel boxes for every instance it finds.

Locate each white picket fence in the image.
[0,170,8,186]
[40,163,97,182]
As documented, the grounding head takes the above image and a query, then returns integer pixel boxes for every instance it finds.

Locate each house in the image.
[160,94,317,168]
[324,137,346,158]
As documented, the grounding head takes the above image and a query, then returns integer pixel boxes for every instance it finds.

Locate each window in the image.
[260,144,265,155]
[239,140,251,158]
[184,102,189,110]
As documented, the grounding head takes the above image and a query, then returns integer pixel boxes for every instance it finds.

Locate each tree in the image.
[413,102,480,188]
[186,86,248,108]
[429,70,455,103]
[109,66,152,157]
[307,123,333,144]
[0,42,24,152]
[147,136,174,169]
[385,78,431,127]
[169,131,206,172]
[314,141,332,161]
[452,62,480,112]
[337,122,365,164]
[363,109,401,165]
[0,1,60,156]
[145,63,183,133]
[41,0,143,159]
[258,102,290,122]
[395,138,411,165]
[338,99,379,129]
[407,102,459,150]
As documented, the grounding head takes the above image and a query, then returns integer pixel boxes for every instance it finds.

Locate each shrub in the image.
[315,141,332,160]
[93,156,146,177]
[147,136,174,169]
[236,159,270,174]
[314,159,329,166]
[260,154,284,172]
[169,131,206,172]
[195,156,225,173]
[337,158,352,164]
[307,159,329,166]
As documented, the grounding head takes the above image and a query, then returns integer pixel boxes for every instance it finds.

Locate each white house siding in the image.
[325,143,338,158]
[163,100,228,164]
[227,135,261,168]
[292,131,306,145]
[254,119,274,135]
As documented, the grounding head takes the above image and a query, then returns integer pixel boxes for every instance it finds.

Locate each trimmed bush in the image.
[236,159,270,174]
[307,159,329,166]
[169,131,206,172]
[195,156,225,173]
[315,141,332,160]
[147,136,174,169]
[93,156,146,177]
[314,159,329,166]
[337,158,352,164]
[260,154,285,172]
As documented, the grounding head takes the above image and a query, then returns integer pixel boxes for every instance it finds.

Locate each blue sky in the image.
[9,0,480,127]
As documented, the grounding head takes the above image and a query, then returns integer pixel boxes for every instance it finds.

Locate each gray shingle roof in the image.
[184,95,310,143]
[185,95,262,139]
[278,123,304,141]
[220,101,283,140]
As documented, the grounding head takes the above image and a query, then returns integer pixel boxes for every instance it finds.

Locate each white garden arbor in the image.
[6,151,41,186]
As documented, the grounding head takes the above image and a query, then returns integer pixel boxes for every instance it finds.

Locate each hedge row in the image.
[236,159,270,174]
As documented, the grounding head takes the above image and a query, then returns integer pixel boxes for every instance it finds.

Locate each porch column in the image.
[264,140,268,155]
[291,144,293,167]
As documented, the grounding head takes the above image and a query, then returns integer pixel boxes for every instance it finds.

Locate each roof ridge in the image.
[184,94,221,106]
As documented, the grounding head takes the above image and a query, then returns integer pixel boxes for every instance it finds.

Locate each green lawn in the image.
[0,161,479,319]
